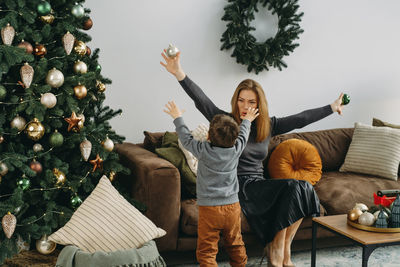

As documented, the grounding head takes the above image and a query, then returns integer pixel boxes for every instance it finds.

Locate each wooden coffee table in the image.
[312,214,400,267]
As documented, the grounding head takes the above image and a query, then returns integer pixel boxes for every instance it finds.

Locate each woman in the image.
[160,51,344,267]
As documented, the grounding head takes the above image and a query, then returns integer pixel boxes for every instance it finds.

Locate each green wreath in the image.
[220,0,304,74]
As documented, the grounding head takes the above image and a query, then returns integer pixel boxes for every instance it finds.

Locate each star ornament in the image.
[64,112,82,132]
[89,154,103,172]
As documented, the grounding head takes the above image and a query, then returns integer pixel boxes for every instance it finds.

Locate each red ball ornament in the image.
[18,40,33,54]
[83,17,93,30]
[30,160,43,174]
[34,44,47,57]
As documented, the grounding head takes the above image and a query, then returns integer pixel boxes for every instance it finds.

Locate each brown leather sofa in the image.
[115,127,400,252]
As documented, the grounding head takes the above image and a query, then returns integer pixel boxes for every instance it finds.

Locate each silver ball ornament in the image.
[33,143,44,152]
[358,212,375,226]
[166,44,179,58]
[71,4,85,18]
[46,68,64,88]
[73,60,87,74]
[36,235,56,255]
[11,116,26,131]
[102,137,114,152]
[40,92,57,108]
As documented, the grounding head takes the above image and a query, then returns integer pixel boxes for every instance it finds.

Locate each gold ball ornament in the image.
[77,113,85,130]
[34,44,47,57]
[25,118,45,141]
[11,115,27,131]
[40,92,57,108]
[102,137,114,152]
[18,40,33,54]
[0,135,4,143]
[40,13,55,24]
[96,80,106,92]
[73,60,88,74]
[347,208,363,222]
[74,84,87,99]
[53,168,66,185]
[46,68,64,88]
[74,40,87,56]
[2,212,17,239]
[0,162,8,176]
[36,235,56,255]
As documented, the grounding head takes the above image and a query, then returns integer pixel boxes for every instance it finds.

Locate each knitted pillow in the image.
[267,139,322,185]
[339,122,400,180]
[48,176,166,252]
[178,123,209,175]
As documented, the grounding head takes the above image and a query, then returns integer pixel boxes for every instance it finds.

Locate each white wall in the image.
[85,0,400,144]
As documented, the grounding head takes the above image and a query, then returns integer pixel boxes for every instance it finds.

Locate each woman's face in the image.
[237,89,258,120]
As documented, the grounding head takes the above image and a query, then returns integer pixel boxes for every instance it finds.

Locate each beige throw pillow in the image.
[178,123,209,175]
[48,176,166,252]
[339,122,400,180]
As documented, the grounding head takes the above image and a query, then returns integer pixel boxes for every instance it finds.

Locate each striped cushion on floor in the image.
[49,176,166,252]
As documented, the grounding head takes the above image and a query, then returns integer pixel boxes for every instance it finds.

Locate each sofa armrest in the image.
[115,142,181,251]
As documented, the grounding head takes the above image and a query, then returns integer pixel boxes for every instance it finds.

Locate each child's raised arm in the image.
[163,101,185,119]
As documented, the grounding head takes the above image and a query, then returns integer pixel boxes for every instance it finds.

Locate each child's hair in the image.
[208,114,240,148]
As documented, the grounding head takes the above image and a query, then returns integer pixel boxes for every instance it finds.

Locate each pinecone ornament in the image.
[2,212,17,238]
[391,194,400,227]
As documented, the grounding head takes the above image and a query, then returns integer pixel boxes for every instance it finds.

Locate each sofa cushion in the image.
[267,139,322,185]
[339,122,400,180]
[155,132,196,198]
[315,171,400,215]
[143,131,165,152]
[267,128,354,173]
[48,176,166,253]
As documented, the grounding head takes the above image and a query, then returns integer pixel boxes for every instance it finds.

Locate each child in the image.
[164,101,258,267]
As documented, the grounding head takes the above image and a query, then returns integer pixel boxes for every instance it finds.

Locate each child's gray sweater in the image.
[174,117,251,206]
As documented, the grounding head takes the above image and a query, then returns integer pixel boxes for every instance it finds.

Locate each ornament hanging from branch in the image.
[2,212,17,239]
[1,23,15,45]
[20,63,34,88]
[62,32,75,55]
[80,138,92,161]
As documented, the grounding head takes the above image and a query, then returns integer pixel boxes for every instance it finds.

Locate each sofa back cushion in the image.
[267,128,354,172]
[143,131,165,152]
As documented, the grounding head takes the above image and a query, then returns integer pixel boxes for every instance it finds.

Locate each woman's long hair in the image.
[231,79,270,142]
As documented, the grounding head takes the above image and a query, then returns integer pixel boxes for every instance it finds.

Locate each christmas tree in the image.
[0,0,131,262]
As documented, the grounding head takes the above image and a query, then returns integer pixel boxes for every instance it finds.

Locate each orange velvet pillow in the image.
[267,139,322,185]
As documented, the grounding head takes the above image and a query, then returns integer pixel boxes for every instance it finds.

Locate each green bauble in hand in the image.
[342,94,350,105]
[49,130,64,147]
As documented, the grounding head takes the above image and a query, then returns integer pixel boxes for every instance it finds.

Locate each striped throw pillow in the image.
[339,122,400,180]
[48,176,166,252]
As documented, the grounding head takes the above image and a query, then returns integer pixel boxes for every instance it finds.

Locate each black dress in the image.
[178,76,333,245]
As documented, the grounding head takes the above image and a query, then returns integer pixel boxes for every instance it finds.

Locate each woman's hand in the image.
[160,51,186,81]
[331,93,345,115]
